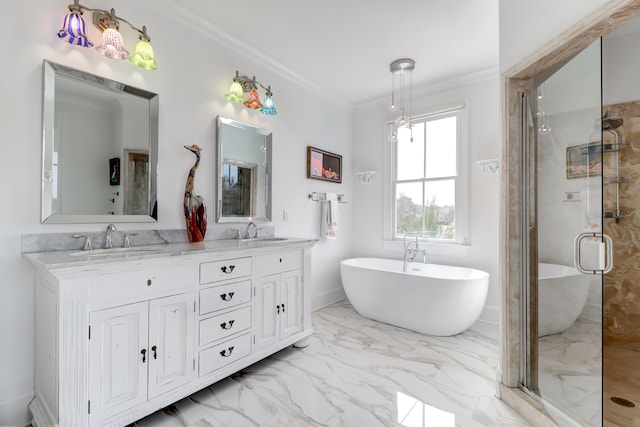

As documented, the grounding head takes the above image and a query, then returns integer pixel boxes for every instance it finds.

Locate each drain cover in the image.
[611,396,636,408]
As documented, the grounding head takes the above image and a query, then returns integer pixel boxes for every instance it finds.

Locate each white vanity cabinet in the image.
[198,256,254,378]
[88,292,195,425]
[253,251,304,351]
[27,239,315,427]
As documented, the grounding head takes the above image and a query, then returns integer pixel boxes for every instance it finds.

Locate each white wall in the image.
[352,72,502,324]
[0,1,353,424]
[499,0,609,73]
[603,24,640,104]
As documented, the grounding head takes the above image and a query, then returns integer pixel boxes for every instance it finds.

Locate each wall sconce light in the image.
[388,58,415,143]
[225,71,277,115]
[57,0,157,70]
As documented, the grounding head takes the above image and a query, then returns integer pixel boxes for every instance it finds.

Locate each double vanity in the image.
[34,60,298,426]
[26,236,316,427]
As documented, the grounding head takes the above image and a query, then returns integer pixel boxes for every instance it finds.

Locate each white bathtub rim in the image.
[340,257,489,281]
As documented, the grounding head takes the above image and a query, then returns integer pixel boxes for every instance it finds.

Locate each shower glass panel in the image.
[523,39,603,427]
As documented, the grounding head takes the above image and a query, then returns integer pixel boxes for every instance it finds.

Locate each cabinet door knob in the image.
[219,346,235,357]
[220,292,235,301]
[141,348,147,363]
[147,279,152,287]
[220,320,235,330]
[282,303,286,313]
[277,304,281,314]
[151,345,157,359]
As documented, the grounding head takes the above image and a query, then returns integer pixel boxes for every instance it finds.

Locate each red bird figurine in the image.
[183,144,207,242]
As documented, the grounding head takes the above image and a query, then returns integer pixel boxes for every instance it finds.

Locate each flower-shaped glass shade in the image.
[260,94,277,115]
[225,81,244,103]
[57,12,93,47]
[129,40,157,70]
[244,89,263,109]
[96,28,129,60]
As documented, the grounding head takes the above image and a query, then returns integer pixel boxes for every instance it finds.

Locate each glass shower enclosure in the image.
[521,39,606,426]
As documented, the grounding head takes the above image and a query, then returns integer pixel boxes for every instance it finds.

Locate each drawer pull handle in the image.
[282,303,285,313]
[220,265,236,274]
[141,348,147,363]
[151,345,157,359]
[220,292,235,301]
[147,279,152,287]
[277,304,281,314]
[220,346,235,357]
[220,320,235,330]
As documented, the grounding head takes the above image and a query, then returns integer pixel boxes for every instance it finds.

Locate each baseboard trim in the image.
[478,304,500,325]
[1,391,35,427]
[311,288,346,311]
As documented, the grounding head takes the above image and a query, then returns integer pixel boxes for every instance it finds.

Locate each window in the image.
[392,108,467,244]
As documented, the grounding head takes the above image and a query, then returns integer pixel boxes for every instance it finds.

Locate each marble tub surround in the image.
[130,300,528,427]
[21,225,276,254]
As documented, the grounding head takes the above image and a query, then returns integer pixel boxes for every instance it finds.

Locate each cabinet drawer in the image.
[88,264,195,307]
[253,250,303,276]
[198,333,251,377]
[199,306,251,346]
[200,257,252,284]
[200,280,251,315]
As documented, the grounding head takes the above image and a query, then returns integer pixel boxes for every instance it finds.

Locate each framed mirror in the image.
[41,60,159,223]
[216,116,272,223]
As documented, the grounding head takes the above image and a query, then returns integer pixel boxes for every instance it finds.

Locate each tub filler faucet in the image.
[403,233,426,272]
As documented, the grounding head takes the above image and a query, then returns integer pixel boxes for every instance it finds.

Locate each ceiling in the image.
[160,0,499,109]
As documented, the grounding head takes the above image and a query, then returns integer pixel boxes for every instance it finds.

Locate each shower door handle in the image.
[574,232,613,274]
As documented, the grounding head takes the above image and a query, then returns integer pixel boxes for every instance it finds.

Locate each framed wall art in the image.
[109,157,120,186]
[307,146,342,183]
[566,143,602,179]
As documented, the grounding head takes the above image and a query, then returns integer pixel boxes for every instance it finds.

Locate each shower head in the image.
[602,110,623,130]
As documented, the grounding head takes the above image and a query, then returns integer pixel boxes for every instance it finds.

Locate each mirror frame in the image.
[41,60,159,223]
[216,116,272,223]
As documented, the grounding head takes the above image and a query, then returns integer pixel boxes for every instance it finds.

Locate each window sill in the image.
[383,240,471,258]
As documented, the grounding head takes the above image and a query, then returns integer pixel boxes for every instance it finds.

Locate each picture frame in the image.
[306,146,342,183]
[566,143,602,179]
[109,157,120,186]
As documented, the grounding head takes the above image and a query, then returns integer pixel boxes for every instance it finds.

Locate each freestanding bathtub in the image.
[538,263,589,336]
[339,258,489,336]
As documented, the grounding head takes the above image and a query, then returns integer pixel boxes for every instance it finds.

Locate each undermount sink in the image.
[238,237,289,243]
[70,247,163,257]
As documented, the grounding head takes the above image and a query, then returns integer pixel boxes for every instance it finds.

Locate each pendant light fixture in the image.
[388,58,415,143]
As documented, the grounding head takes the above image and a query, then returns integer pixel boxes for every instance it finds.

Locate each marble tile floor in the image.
[537,318,602,427]
[536,317,640,426]
[130,300,528,427]
[604,345,640,427]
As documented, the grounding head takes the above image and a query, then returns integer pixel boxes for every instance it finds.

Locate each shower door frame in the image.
[499,0,640,425]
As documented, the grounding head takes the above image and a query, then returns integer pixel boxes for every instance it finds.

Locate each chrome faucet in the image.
[246,221,258,239]
[403,233,427,272]
[105,223,117,249]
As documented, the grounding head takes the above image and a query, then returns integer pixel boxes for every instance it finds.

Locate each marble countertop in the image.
[24,237,318,271]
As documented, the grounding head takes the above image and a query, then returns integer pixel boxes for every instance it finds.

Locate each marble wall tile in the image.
[603,101,640,348]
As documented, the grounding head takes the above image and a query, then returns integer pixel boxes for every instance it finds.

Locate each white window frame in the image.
[383,102,470,256]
